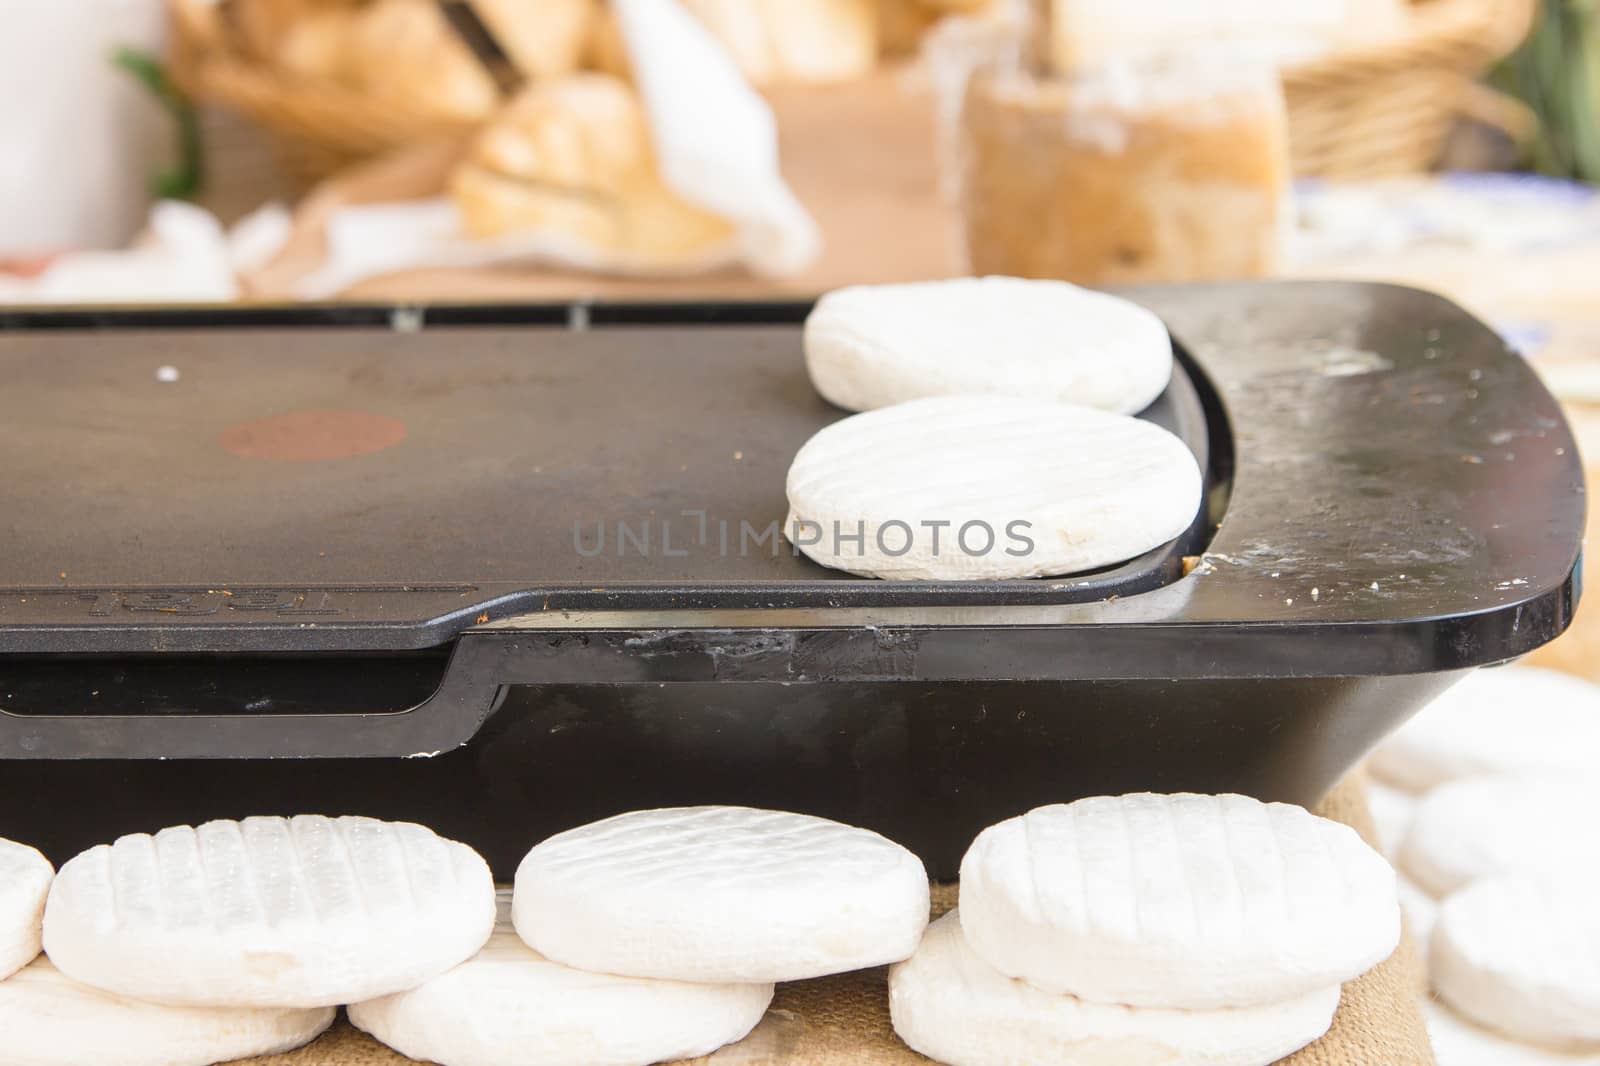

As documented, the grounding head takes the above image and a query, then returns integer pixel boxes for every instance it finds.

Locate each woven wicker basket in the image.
[1284,0,1539,177]
[170,0,1539,186]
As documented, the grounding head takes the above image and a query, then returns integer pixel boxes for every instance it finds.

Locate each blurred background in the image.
[1,0,1597,674]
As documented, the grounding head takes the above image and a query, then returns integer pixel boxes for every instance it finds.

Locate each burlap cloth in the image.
[242,775,1432,1066]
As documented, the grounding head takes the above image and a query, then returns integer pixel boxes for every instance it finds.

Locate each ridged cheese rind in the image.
[804,277,1174,415]
[1432,874,1600,1051]
[42,815,495,1008]
[959,793,1400,1009]
[0,838,52,979]
[514,805,929,983]
[0,954,332,1066]
[890,912,1340,1066]
[785,393,1202,580]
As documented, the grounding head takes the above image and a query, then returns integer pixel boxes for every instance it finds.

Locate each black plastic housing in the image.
[0,282,1584,878]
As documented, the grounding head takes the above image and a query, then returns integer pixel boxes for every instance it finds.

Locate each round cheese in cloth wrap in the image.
[0,955,333,1066]
[513,806,929,983]
[1431,873,1600,1052]
[349,924,772,1066]
[891,912,1341,1066]
[804,277,1174,415]
[42,815,495,1008]
[0,837,52,980]
[784,394,1202,580]
[958,793,1401,1009]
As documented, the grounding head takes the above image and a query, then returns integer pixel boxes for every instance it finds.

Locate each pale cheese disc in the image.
[784,394,1202,580]
[1369,667,1600,794]
[350,919,772,1066]
[43,815,495,1008]
[958,793,1400,1009]
[890,912,1341,1066]
[1432,873,1600,1051]
[1399,775,1600,898]
[0,838,52,979]
[1365,779,1416,859]
[514,806,929,983]
[0,954,332,1066]
[1424,1001,1600,1065]
[804,277,1174,415]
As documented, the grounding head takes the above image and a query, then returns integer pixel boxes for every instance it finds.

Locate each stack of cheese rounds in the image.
[790,277,1203,582]
[1368,664,1600,1059]
[890,793,1401,1066]
[4,814,499,1066]
[351,805,930,1066]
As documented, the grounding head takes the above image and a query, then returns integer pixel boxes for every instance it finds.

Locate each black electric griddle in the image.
[0,282,1583,879]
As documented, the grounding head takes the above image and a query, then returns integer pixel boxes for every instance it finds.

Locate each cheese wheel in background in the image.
[960,61,1289,285]
[1423,1001,1600,1066]
[1432,873,1600,1051]
[1369,666,1600,793]
[0,838,52,979]
[350,924,772,1066]
[804,277,1173,415]
[785,394,1202,581]
[514,806,929,983]
[43,816,495,1008]
[1364,779,1417,859]
[959,793,1400,1009]
[0,955,333,1066]
[1399,775,1600,898]
[890,912,1341,1066]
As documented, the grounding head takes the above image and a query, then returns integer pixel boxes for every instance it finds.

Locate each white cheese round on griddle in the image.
[958,793,1401,1010]
[0,954,333,1066]
[1432,873,1600,1052]
[42,815,495,1008]
[513,806,929,983]
[889,912,1341,1066]
[804,277,1174,415]
[784,394,1202,581]
[0,838,52,980]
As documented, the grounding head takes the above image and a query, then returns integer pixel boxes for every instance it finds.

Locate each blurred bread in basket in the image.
[450,73,737,269]
[274,0,594,121]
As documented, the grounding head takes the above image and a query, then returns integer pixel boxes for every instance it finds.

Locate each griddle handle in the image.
[0,640,505,760]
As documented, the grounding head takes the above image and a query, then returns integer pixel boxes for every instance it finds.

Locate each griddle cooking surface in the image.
[0,308,1211,651]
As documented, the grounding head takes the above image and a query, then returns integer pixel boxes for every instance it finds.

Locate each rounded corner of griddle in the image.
[0,284,1585,876]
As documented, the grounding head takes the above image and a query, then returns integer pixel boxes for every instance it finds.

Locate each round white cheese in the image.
[1364,780,1416,860]
[0,838,52,980]
[350,924,772,1066]
[514,805,929,983]
[43,815,495,1008]
[1432,873,1600,1051]
[0,954,333,1066]
[890,912,1341,1066]
[804,277,1174,415]
[1369,667,1600,793]
[784,393,1203,580]
[1424,1001,1600,1065]
[958,793,1400,1009]
[1399,775,1600,898]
